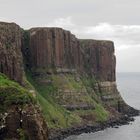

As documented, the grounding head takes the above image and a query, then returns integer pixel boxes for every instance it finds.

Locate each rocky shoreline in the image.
[49,109,139,140]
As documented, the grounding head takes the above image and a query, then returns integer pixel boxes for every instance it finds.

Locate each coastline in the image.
[49,109,139,140]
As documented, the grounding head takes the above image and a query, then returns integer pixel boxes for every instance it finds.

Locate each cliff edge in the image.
[0,22,138,140]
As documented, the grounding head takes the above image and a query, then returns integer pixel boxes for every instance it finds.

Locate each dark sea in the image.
[65,73,140,140]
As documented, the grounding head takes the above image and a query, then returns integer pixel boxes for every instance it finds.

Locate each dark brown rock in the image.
[0,22,24,84]
[4,105,48,140]
[22,104,48,140]
[29,28,79,71]
[28,28,116,82]
[0,22,49,140]
[79,39,116,81]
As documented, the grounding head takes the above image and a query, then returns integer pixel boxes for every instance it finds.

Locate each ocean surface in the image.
[65,72,140,140]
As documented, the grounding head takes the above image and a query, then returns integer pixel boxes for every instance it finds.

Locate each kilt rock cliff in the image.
[0,22,139,140]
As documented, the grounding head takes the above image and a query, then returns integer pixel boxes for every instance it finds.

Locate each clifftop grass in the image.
[0,73,33,112]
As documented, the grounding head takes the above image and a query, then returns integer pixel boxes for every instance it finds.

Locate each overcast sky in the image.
[0,0,140,72]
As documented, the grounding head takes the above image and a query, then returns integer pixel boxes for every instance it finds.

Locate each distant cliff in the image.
[0,22,138,140]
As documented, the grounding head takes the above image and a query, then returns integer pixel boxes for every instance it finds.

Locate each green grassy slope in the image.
[25,71,109,129]
[0,73,33,112]
[26,72,81,129]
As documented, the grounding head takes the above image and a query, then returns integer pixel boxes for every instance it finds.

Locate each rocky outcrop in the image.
[28,28,79,71]
[0,22,24,84]
[27,28,115,82]
[0,73,49,140]
[4,105,48,140]
[0,105,48,140]
[79,39,116,81]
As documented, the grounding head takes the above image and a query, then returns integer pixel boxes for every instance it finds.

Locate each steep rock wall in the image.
[4,104,48,140]
[79,39,116,82]
[0,22,24,84]
[27,28,115,82]
[0,23,49,140]
[28,28,80,72]
[79,39,119,109]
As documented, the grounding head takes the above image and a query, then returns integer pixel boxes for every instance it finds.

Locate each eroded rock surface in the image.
[28,28,115,82]
[0,105,48,140]
[28,28,79,71]
[79,39,116,81]
[0,22,49,140]
[0,22,24,84]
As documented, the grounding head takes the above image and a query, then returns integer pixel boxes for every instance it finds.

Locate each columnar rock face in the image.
[79,39,116,82]
[0,22,23,84]
[29,28,80,71]
[4,105,48,140]
[28,28,116,83]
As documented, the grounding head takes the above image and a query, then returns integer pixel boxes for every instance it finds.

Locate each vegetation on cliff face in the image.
[0,73,49,140]
[25,71,109,129]
[0,73,33,112]
[26,71,81,129]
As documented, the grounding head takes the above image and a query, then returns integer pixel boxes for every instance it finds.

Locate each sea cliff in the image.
[0,22,138,140]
